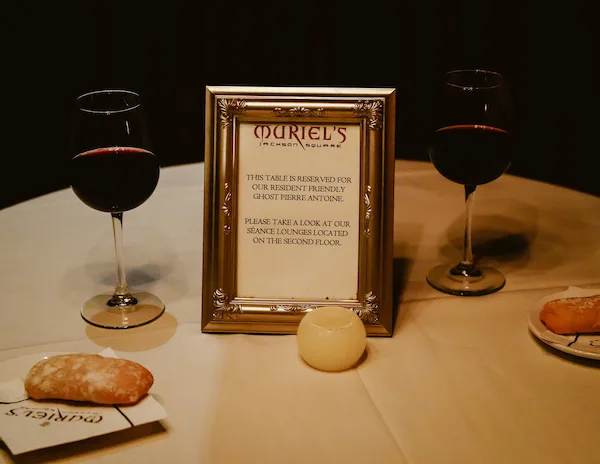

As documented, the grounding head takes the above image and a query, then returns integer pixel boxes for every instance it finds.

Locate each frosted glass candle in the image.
[296,306,367,372]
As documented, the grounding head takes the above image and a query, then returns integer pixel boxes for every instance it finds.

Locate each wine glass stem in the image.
[462,184,476,266]
[108,212,137,307]
[450,184,480,277]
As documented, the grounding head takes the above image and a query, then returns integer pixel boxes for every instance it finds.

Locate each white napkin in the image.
[0,348,167,455]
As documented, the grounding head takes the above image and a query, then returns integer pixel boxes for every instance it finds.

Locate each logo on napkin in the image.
[0,348,167,455]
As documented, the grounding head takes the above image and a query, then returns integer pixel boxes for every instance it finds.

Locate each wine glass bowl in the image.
[71,146,160,213]
[70,89,165,328]
[426,70,514,296]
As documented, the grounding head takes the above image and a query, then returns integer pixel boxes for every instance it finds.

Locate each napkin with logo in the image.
[0,348,167,455]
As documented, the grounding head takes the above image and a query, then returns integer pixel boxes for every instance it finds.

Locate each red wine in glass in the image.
[71,146,160,212]
[70,89,165,329]
[429,124,512,186]
[426,70,514,296]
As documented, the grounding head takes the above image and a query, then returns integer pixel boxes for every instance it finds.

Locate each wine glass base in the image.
[426,264,506,296]
[81,291,165,329]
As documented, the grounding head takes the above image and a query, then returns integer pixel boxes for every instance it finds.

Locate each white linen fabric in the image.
[1,161,599,463]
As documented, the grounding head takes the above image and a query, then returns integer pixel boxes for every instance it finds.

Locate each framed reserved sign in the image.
[201,86,395,336]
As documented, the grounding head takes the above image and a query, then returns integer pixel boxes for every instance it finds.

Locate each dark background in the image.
[3,5,596,209]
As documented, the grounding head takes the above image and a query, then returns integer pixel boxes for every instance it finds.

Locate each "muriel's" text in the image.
[254,124,347,149]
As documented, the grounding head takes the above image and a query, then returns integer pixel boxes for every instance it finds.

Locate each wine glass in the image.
[426,69,514,296]
[70,89,165,328]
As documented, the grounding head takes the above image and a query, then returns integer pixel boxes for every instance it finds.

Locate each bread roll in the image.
[24,354,154,405]
[540,294,600,335]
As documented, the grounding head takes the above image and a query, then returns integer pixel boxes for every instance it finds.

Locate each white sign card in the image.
[236,122,361,300]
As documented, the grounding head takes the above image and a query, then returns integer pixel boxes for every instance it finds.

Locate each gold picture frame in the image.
[202,86,395,336]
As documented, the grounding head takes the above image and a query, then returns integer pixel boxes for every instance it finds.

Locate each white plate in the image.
[528,286,600,360]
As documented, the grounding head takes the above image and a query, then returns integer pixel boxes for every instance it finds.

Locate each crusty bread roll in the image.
[24,354,154,405]
[540,294,600,335]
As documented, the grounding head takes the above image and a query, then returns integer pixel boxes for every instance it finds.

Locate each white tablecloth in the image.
[1,160,599,463]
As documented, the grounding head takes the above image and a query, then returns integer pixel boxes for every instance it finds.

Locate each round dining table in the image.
[1,160,599,463]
